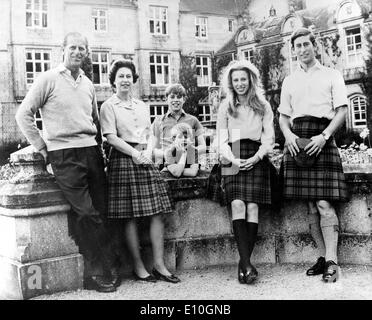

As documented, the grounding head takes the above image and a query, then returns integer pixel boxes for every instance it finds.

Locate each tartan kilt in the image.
[279,116,349,202]
[223,139,272,205]
[107,148,173,219]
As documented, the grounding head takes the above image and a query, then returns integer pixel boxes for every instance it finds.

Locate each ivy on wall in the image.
[179,54,207,117]
[254,43,285,92]
[319,33,342,68]
[361,26,372,135]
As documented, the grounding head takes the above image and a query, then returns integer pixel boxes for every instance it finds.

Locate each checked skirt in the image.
[279,116,349,202]
[223,139,272,205]
[107,148,173,219]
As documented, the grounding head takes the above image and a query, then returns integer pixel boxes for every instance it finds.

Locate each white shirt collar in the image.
[297,59,322,73]
[57,63,85,77]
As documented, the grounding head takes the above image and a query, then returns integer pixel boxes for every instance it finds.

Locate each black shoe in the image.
[238,261,258,285]
[306,256,326,276]
[244,266,258,284]
[132,271,157,282]
[111,269,122,288]
[84,276,117,293]
[323,260,340,283]
[152,268,181,283]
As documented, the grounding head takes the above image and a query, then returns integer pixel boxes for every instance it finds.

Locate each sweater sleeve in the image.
[256,103,275,159]
[15,73,52,151]
[215,101,236,163]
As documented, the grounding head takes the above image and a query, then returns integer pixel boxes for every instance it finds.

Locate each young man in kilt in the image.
[16,32,118,292]
[278,27,349,283]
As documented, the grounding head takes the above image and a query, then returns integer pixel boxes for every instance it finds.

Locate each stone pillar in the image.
[0,146,83,300]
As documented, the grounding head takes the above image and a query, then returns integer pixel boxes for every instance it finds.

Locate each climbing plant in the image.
[361,26,372,135]
[319,33,342,68]
[254,43,285,92]
[179,54,207,117]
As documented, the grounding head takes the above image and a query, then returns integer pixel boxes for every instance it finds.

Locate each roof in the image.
[64,0,137,7]
[180,0,247,16]
[216,37,236,55]
[216,0,372,55]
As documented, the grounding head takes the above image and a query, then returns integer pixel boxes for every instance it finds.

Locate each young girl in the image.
[216,59,275,284]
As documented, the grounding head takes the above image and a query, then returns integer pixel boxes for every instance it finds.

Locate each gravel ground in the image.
[34,263,372,300]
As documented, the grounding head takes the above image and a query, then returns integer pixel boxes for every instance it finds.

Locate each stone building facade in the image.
[0,0,248,146]
[216,0,372,132]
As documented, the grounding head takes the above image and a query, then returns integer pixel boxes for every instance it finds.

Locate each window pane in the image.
[44,63,50,70]
[164,66,169,83]
[93,65,99,84]
[26,12,32,26]
[42,0,47,11]
[162,22,167,34]
[150,55,154,63]
[26,62,33,72]
[26,52,32,60]
[157,66,162,74]
[156,55,161,63]
[163,55,168,64]
[44,52,49,60]
[101,53,107,62]
[100,10,105,17]
[92,53,98,62]
[35,63,41,72]
[150,21,154,33]
[34,0,40,10]
[157,106,162,114]
[35,52,41,60]
[196,57,200,65]
[26,0,32,10]
[150,65,155,83]
[101,64,107,74]
[203,57,208,65]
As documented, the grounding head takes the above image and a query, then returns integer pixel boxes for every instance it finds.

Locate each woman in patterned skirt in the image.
[100,59,180,284]
[216,59,275,284]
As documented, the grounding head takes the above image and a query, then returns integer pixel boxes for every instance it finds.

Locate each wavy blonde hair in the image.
[221,59,267,118]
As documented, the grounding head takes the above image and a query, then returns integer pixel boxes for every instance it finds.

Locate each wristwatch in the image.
[321,131,330,141]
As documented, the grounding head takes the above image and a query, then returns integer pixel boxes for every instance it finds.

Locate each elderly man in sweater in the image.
[16,32,119,292]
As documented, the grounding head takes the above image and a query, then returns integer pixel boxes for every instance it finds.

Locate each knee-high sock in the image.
[308,202,326,257]
[246,222,258,263]
[232,219,251,269]
[320,215,339,263]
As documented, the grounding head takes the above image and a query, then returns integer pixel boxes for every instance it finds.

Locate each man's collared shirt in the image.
[56,63,84,88]
[278,60,348,121]
[100,95,151,144]
[151,110,204,150]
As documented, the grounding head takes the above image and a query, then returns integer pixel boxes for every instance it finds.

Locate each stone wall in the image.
[117,170,372,274]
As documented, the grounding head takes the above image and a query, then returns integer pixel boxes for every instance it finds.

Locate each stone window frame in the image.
[196,55,211,87]
[350,94,367,128]
[25,48,51,87]
[149,5,168,35]
[92,8,108,32]
[150,104,168,123]
[286,38,298,74]
[91,51,110,85]
[198,104,212,122]
[242,48,254,63]
[228,19,234,33]
[150,53,170,85]
[26,0,48,28]
[345,26,363,67]
[195,16,208,39]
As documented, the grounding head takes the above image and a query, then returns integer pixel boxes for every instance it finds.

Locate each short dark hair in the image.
[290,27,316,48]
[165,83,186,97]
[109,59,139,87]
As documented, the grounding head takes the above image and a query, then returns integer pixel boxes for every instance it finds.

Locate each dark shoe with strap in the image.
[323,260,340,283]
[84,276,117,293]
[152,268,181,283]
[132,271,157,282]
[244,266,258,284]
[306,256,326,276]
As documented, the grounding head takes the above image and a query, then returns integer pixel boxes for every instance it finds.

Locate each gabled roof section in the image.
[180,0,247,16]
[216,37,236,55]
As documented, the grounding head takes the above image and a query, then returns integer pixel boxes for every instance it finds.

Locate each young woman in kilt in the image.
[100,59,180,284]
[216,59,275,284]
[278,28,348,283]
